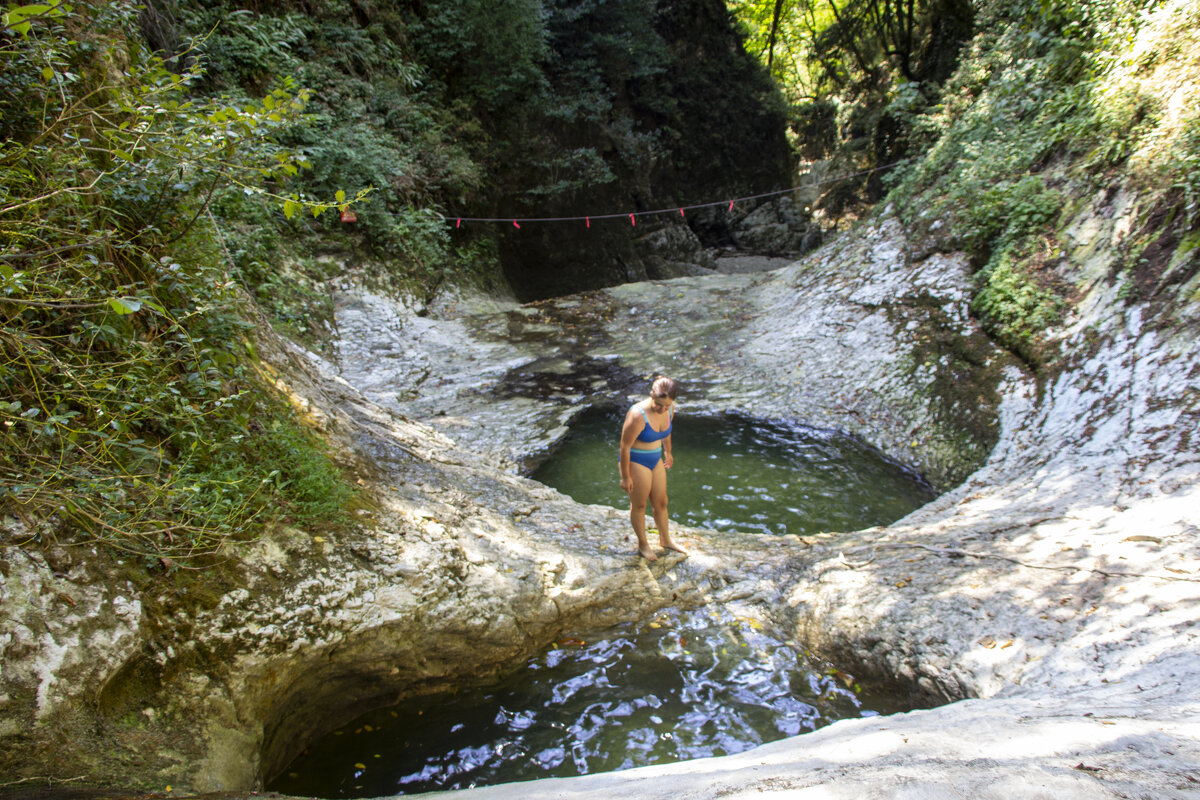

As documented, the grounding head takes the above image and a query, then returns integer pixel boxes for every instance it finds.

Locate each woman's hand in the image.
[664,453,674,470]
[620,475,632,494]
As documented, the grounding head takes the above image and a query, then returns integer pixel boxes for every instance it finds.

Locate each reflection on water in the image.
[533,408,935,535]
[269,607,894,798]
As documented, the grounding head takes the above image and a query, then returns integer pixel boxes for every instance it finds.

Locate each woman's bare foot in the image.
[659,535,687,555]
[638,543,659,561]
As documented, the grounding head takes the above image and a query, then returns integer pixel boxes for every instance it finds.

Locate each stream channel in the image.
[269,409,935,797]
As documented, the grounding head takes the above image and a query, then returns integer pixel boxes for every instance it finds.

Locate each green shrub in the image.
[960,176,1062,252]
[186,413,356,531]
[0,0,356,559]
[971,244,1065,366]
[1167,113,1200,227]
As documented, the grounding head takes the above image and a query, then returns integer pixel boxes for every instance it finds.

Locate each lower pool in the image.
[532,408,935,536]
[268,606,899,798]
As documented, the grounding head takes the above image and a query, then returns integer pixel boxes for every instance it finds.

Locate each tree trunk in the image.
[767,0,787,71]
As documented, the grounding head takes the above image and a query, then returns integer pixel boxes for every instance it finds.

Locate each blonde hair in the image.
[651,375,678,400]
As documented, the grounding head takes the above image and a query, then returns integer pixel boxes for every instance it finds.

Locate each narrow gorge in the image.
[2,0,1199,798]
[5,192,1198,795]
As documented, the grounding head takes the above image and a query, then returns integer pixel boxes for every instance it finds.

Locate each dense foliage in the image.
[168,0,790,301]
[731,0,1200,366]
[1,0,356,560]
[729,0,975,209]
[889,0,1200,364]
[161,0,491,325]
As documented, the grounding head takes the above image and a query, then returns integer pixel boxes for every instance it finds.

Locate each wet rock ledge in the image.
[2,188,1199,798]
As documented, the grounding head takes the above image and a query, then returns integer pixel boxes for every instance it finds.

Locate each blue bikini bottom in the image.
[629,447,663,470]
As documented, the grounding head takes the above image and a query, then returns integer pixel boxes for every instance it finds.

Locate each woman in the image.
[619,376,687,560]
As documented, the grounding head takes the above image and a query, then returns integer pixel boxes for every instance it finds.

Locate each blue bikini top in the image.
[636,406,672,443]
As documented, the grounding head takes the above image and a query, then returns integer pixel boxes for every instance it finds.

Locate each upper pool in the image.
[531,408,935,536]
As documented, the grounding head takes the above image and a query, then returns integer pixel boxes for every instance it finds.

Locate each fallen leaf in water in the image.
[354,762,366,769]
[1074,763,1102,772]
[978,635,997,649]
[558,637,586,647]
[830,669,856,688]
[313,536,326,543]
[1122,535,1161,544]
[1166,567,1191,574]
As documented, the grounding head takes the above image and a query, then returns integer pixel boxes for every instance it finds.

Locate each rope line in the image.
[442,158,912,226]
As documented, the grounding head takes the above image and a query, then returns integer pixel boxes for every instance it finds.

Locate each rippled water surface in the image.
[270,607,893,798]
[532,409,935,535]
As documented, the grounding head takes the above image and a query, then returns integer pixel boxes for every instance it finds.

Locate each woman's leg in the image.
[649,463,686,554]
[628,463,657,560]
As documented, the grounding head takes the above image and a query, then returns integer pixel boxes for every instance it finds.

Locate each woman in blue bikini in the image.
[619,376,687,561]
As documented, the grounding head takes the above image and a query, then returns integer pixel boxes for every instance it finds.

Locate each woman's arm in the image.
[663,407,674,468]
[619,407,639,491]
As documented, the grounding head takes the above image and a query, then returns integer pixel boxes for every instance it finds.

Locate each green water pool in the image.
[532,408,935,535]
